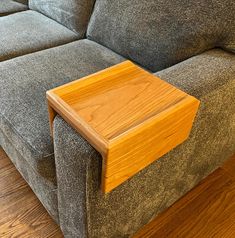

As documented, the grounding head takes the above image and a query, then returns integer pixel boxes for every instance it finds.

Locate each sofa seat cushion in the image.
[0,39,125,182]
[0,0,28,16]
[29,0,95,36]
[88,0,235,72]
[0,10,78,61]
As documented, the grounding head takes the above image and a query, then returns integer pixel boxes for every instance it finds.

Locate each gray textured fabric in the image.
[0,116,56,183]
[0,0,28,16]
[88,0,235,72]
[54,124,90,237]
[0,39,125,186]
[0,133,58,223]
[54,49,235,238]
[0,10,78,61]
[29,0,95,36]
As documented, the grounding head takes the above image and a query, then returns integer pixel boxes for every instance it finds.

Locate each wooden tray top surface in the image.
[47,61,200,193]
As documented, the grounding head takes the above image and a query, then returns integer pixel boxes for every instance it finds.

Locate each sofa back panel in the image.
[29,0,95,37]
[87,0,235,72]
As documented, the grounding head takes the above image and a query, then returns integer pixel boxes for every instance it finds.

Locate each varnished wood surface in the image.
[0,148,63,238]
[47,61,200,193]
[135,154,235,238]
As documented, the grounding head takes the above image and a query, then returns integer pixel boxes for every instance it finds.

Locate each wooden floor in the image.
[0,147,235,238]
[135,154,235,238]
[0,148,63,237]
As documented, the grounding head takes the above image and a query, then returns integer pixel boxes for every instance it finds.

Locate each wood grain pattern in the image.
[0,148,63,238]
[47,61,200,193]
[134,154,235,238]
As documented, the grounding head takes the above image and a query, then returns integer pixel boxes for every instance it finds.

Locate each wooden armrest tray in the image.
[47,61,200,193]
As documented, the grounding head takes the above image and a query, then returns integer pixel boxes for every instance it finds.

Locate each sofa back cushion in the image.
[29,0,95,37]
[87,0,235,72]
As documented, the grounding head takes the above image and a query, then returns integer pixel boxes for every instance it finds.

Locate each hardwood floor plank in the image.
[135,156,235,238]
[0,148,63,238]
[0,166,28,199]
[0,201,63,238]
[157,177,235,238]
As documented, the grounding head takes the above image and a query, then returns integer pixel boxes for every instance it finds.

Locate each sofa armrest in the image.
[53,115,101,237]
[53,49,235,238]
[48,61,199,193]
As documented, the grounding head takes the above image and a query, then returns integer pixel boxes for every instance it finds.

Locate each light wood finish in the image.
[0,148,63,238]
[47,61,200,193]
[135,154,235,238]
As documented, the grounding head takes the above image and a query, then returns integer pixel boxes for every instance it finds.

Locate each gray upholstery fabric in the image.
[88,0,235,72]
[53,49,235,238]
[0,0,28,16]
[0,116,56,184]
[0,10,78,61]
[0,134,58,223]
[29,0,95,36]
[0,39,125,186]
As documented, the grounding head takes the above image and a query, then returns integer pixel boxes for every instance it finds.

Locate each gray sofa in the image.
[0,0,234,237]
